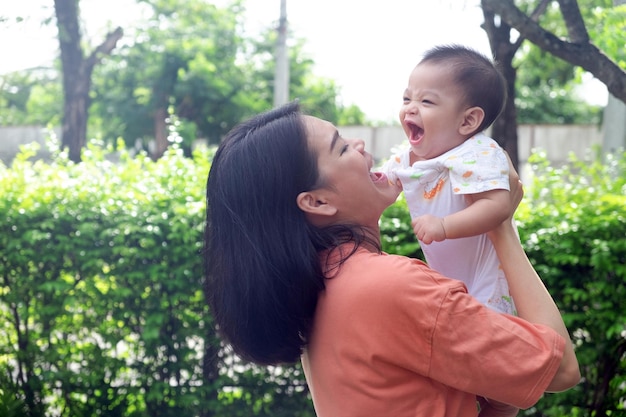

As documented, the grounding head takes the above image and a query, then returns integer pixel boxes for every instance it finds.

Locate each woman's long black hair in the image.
[204,102,379,365]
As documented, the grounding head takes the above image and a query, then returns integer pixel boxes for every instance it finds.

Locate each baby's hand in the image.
[412,215,446,244]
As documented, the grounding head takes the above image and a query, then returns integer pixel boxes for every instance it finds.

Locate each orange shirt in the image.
[302,247,564,417]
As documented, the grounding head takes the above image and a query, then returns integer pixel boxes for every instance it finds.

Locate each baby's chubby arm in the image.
[413,188,510,244]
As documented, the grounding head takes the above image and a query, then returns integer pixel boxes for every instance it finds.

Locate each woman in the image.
[204,102,580,416]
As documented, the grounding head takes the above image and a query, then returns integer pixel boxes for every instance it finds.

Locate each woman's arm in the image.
[488,171,581,392]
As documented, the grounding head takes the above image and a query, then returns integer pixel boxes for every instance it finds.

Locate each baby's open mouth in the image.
[408,123,424,145]
[370,171,385,182]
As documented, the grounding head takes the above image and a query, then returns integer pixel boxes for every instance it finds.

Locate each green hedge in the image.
[1,141,624,416]
[515,150,626,417]
[0,142,313,417]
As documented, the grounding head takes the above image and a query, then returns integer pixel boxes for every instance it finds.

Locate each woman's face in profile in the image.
[302,115,401,228]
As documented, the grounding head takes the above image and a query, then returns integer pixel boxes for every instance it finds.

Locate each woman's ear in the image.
[459,106,485,136]
[297,191,337,217]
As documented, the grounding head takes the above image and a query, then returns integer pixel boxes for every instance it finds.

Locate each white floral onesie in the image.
[381,133,516,314]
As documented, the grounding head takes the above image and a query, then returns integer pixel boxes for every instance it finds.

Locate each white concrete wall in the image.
[518,124,603,161]
[603,94,626,155]
[0,126,60,164]
[0,124,606,173]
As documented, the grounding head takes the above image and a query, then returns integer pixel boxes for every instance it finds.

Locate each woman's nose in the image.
[352,138,365,153]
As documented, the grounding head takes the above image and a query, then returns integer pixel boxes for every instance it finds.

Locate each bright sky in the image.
[245,0,608,117]
[242,0,492,122]
[0,0,606,122]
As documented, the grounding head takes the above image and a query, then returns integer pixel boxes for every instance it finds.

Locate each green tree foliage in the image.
[584,2,626,69]
[515,45,603,124]
[513,0,617,125]
[89,0,366,155]
[481,0,625,170]
[90,0,248,155]
[0,69,61,127]
[227,25,355,127]
[336,104,368,126]
[1,0,364,158]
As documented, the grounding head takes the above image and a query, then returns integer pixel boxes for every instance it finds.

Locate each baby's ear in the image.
[459,106,484,135]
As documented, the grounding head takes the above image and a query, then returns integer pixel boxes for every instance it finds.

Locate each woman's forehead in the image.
[303,116,336,150]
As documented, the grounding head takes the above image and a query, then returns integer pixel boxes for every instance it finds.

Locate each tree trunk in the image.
[481,0,554,171]
[54,0,123,162]
[481,6,522,171]
[491,66,519,173]
[63,67,91,163]
[55,0,84,162]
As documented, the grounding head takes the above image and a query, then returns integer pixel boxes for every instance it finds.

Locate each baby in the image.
[381,44,520,416]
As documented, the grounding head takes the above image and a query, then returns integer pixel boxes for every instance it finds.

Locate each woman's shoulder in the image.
[323,249,470,333]
[345,248,426,271]
[339,249,466,299]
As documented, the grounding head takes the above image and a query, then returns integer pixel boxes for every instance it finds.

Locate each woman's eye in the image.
[340,144,350,155]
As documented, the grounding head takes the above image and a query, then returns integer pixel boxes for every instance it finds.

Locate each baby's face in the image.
[399,63,470,161]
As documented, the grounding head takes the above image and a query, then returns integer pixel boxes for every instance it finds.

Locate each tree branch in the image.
[85,27,124,71]
[481,0,626,103]
[513,0,551,50]
[557,0,590,43]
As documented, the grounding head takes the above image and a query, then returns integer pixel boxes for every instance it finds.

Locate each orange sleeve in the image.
[427,283,565,409]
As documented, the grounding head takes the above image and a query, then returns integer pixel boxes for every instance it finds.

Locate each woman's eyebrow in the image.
[329,130,340,152]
